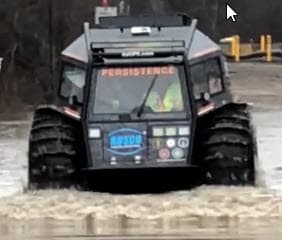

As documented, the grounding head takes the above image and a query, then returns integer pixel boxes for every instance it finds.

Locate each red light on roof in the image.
[101,0,109,7]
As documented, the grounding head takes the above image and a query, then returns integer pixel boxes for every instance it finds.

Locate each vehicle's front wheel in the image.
[195,104,256,185]
[28,110,79,190]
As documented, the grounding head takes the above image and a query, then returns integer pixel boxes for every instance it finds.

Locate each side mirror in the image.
[200,92,211,103]
[69,96,83,107]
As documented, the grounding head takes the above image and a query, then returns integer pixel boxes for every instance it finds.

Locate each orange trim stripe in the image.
[198,103,215,116]
[63,107,81,120]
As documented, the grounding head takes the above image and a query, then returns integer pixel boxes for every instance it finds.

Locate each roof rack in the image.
[83,15,198,63]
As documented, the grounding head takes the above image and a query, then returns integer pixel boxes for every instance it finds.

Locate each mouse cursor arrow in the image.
[226,4,237,22]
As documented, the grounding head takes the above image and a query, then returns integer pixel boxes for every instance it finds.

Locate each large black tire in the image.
[28,110,79,190]
[195,104,256,186]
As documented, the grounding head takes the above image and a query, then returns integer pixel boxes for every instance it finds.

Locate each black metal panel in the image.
[98,15,193,28]
[87,121,193,170]
[88,139,104,168]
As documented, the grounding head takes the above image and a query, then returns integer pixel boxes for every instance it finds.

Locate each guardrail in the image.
[220,35,274,62]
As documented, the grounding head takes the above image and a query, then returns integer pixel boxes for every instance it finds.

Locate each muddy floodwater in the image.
[1,63,282,240]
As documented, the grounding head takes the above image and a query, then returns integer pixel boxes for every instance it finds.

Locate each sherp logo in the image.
[107,128,144,156]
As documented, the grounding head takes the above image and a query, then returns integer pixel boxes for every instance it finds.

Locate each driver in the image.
[145,91,163,112]
[145,81,184,113]
[163,81,184,112]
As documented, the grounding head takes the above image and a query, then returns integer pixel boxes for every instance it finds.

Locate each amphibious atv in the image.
[28,15,257,190]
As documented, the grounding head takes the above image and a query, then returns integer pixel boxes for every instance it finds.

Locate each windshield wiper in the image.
[137,74,159,118]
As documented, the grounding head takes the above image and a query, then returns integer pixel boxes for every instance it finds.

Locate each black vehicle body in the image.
[29,15,256,188]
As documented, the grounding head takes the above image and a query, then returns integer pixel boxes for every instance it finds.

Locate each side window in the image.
[190,58,224,100]
[206,58,223,95]
[190,63,208,100]
[60,64,86,103]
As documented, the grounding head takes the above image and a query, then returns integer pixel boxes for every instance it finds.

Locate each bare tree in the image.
[150,0,165,14]
[209,0,219,39]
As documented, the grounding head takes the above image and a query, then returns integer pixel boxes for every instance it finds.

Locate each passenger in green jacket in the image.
[163,81,184,112]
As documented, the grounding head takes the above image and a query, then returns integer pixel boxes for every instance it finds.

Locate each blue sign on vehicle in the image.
[110,135,142,149]
[107,128,144,156]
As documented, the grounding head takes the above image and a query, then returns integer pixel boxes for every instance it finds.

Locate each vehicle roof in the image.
[62,25,221,64]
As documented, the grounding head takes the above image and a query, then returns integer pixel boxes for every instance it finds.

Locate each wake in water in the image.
[0,186,280,220]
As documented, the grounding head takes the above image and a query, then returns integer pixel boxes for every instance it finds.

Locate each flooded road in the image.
[1,63,282,239]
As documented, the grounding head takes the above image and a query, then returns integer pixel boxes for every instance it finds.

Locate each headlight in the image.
[178,126,190,136]
[153,127,164,137]
[89,128,101,139]
[165,127,177,136]
[135,155,142,161]
[153,126,190,137]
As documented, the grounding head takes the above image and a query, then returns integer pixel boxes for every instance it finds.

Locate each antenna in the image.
[83,22,92,62]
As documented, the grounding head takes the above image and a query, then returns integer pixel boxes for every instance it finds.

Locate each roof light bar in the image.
[91,41,185,50]
[131,26,152,35]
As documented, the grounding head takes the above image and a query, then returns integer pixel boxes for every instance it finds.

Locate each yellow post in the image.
[231,36,236,56]
[234,35,240,62]
[266,35,272,62]
[260,35,266,52]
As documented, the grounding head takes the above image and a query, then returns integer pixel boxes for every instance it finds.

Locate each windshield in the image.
[93,65,185,115]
